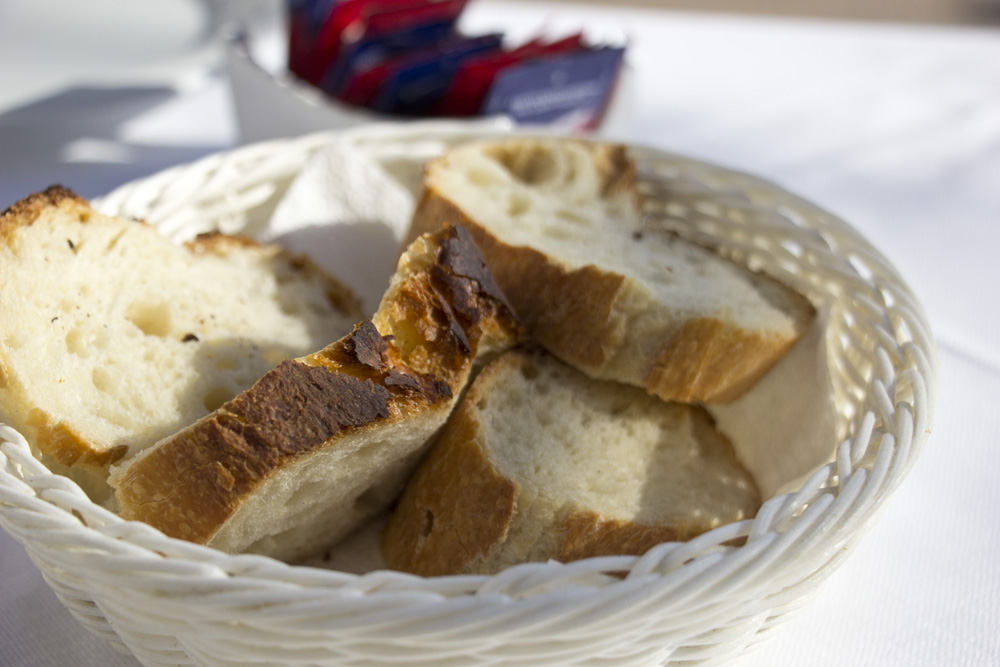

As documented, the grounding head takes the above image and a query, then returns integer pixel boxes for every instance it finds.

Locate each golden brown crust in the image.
[2,188,368,481]
[376,224,523,380]
[185,231,269,253]
[406,139,647,374]
[381,406,516,576]
[114,321,445,542]
[558,513,691,562]
[25,408,129,471]
[113,224,523,545]
[2,187,116,473]
[644,317,800,404]
[382,348,762,575]
[0,186,88,241]
[410,192,626,370]
[595,143,637,197]
[409,140,813,405]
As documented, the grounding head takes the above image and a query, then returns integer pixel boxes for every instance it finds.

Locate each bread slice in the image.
[383,348,761,576]
[109,224,523,562]
[407,138,814,404]
[0,186,362,497]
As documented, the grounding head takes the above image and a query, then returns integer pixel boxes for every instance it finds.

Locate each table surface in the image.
[2,1,999,665]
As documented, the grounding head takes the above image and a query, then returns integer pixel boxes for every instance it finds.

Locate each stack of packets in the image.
[287,0,627,131]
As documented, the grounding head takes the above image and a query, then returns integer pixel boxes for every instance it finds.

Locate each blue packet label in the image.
[482,46,625,131]
[286,0,313,15]
[306,0,341,35]
[371,34,503,116]
[288,0,341,80]
[320,18,456,96]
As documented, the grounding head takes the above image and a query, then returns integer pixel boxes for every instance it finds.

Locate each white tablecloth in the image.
[1,1,998,665]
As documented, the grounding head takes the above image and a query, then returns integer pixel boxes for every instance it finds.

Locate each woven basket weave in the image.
[0,126,937,667]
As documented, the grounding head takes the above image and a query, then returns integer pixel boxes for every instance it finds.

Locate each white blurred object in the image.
[220,2,634,144]
[0,0,216,111]
[265,120,513,312]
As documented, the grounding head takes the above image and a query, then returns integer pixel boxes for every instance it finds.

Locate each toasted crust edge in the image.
[381,401,517,576]
[112,321,451,542]
[383,350,763,576]
[411,191,627,369]
[408,139,814,404]
[644,317,803,404]
[1,185,84,225]
[1,187,133,474]
[1,187,367,480]
[111,225,523,546]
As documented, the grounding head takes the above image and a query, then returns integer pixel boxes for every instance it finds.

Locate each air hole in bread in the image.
[64,327,85,355]
[203,386,234,412]
[421,510,435,538]
[65,326,107,355]
[91,367,117,394]
[555,209,590,226]
[279,300,303,317]
[520,359,540,380]
[487,145,560,185]
[507,193,531,217]
[539,225,581,241]
[127,300,172,338]
[385,319,422,359]
[4,331,26,351]
[468,167,502,187]
[285,478,327,513]
[213,355,238,371]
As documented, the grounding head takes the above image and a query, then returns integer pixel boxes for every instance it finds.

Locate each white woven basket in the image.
[0,125,938,667]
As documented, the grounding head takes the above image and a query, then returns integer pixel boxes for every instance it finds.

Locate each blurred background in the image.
[1,2,998,667]
[573,0,1000,24]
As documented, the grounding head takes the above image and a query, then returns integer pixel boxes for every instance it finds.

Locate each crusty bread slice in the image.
[407,138,814,404]
[109,224,522,562]
[383,348,761,576]
[0,186,362,497]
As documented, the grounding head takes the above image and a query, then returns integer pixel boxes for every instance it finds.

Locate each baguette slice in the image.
[408,138,814,404]
[383,349,761,576]
[0,186,362,497]
[109,224,523,562]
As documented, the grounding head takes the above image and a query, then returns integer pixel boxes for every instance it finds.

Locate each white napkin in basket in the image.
[265,120,512,314]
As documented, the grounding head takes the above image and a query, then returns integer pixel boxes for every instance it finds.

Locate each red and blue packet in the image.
[291,0,465,87]
[481,45,625,132]
[367,33,504,115]
[287,0,340,83]
[436,33,585,117]
[318,0,469,94]
[339,33,501,110]
[286,0,627,130]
